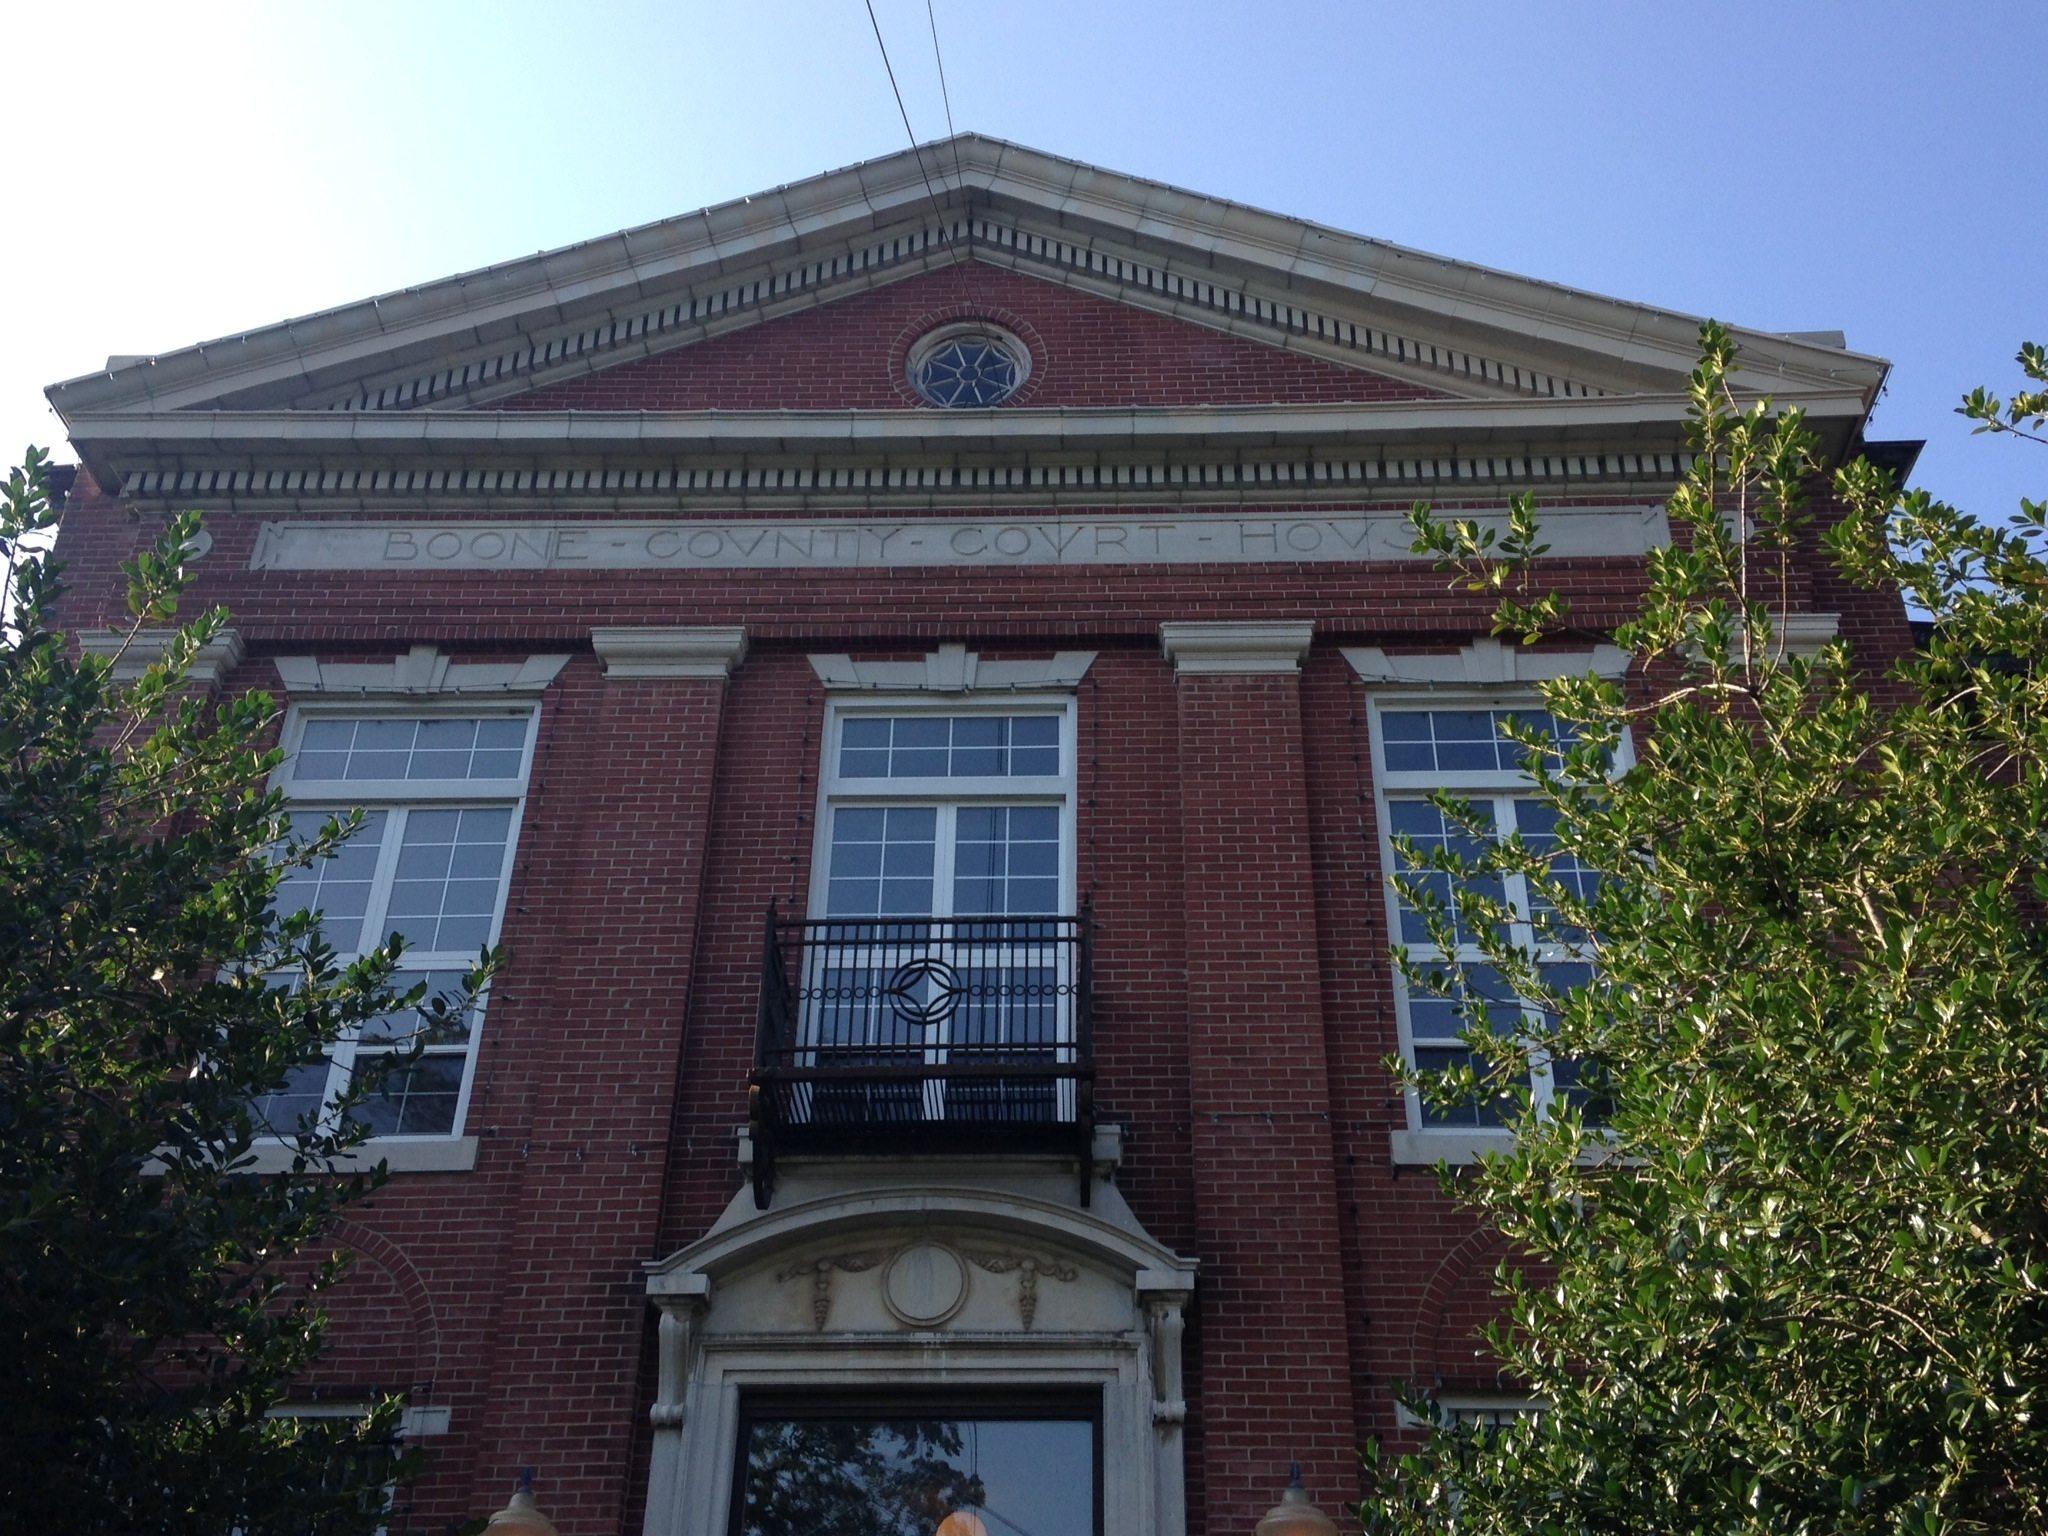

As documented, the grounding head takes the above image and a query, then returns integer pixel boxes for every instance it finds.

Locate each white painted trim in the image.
[261,701,542,1146]
[809,696,1077,928]
[1343,637,1630,686]
[1393,1394,1544,1429]
[270,1402,451,1437]
[1388,1127,1633,1170]
[1361,689,1633,1140]
[648,1182,1197,1297]
[232,1136,481,1175]
[805,693,1080,1116]
[808,644,1096,693]
[641,1173,1196,1536]
[735,1122,1126,1176]
[1779,611,1841,656]
[1681,611,1843,664]
[65,392,1871,457]
[648,1339,1163,1536]
[1159,619,1314,675]
[273,645,569,696]
[401,1405,452,1437]
[76,626,244,685]
[1388,1128,1518,1166]
[591,625,748,679]
[49,134,1884,422]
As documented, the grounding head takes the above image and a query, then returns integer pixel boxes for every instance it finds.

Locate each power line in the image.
[861,0,946,218]
[924,0,966,205]
[926,0,958,142]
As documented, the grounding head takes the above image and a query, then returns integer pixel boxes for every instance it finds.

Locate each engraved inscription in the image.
[253,508,1663,574]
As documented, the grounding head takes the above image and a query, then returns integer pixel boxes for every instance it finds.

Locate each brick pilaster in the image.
[470,628,743,1534]
[1164,621,1360,1533]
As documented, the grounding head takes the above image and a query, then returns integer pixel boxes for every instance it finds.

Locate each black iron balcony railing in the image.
[748,901,1095,1207]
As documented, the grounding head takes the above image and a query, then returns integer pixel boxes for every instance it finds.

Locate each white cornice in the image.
[121,451,1697,511]
[1159,620,1315,675]
[273,644,570,695]
[591,626,748,679]
[1344,637,1631,685]
[1778,612,1841,656]
[76,627,245,685]
[45,134,1887,424]
[808,644,1096,692]
[61,387,1876,473]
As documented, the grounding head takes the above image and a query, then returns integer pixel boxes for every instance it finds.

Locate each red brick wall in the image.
[42,460,1913,1534]
[1173,664,1360,1528]
[497,260,1446,412]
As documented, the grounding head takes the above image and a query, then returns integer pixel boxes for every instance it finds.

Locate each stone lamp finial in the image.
[1254,1463,1339,1536]
[483,1468,560,1536]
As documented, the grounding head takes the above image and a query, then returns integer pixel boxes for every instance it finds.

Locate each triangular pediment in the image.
[486,259,1455,413]
[47,133,1888,434]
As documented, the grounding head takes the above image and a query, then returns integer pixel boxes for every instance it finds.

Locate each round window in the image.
[907,324,1028,407]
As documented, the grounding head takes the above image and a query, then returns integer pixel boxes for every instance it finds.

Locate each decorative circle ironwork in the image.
[883,956,966,1028]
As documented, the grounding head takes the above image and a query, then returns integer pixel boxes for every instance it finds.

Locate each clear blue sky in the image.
[13,1,2043,521]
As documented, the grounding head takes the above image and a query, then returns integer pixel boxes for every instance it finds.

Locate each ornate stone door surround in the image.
[642,1158,1195,1536]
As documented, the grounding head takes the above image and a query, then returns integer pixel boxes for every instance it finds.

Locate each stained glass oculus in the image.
[910,330,1025,407]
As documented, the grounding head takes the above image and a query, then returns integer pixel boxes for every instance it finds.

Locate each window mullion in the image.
[1495,791,1556,1107]
[359,808,409,958]
[323,811,406,1118]
[1495,793,1536,937]
[323,1032,361,1121]
[933,803,960,922]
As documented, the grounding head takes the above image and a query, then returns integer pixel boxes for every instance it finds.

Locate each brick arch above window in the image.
[1407,1225,1516,1395]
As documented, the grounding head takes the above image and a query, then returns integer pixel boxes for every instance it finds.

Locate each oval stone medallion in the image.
[882,1242,969,1327]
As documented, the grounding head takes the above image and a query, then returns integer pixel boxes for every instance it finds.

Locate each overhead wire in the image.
[925,0,968,239]
[861,0,947,222]
[926,0,959,144]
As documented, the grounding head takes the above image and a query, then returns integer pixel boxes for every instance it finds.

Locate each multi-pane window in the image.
[820,711,1068,922]
[255,712,535,1140]
[800,704,1075,1122]
[1371,701,1615,1131]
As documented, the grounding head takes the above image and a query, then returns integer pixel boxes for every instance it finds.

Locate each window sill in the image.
[1390,1129,1517,1166]
[247,1136,480,1175]
[1390,1128,1633,1168]
[156,1136,482,1177]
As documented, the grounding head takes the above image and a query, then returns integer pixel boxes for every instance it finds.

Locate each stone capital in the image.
[1159,620,1314,676]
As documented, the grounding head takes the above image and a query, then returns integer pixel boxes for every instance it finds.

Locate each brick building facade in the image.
[44,137,1912,1536]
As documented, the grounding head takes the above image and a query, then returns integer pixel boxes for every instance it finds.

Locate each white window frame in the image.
[1367,691,1629,1163]
[804,695,1080,1119]
[1395,1393,1546,1433]
[810,695,1078,922]
[261,702,539,1158]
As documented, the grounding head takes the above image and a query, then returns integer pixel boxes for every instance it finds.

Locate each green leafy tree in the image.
[0,449,494,1535]
[1362,331,2048,1535]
